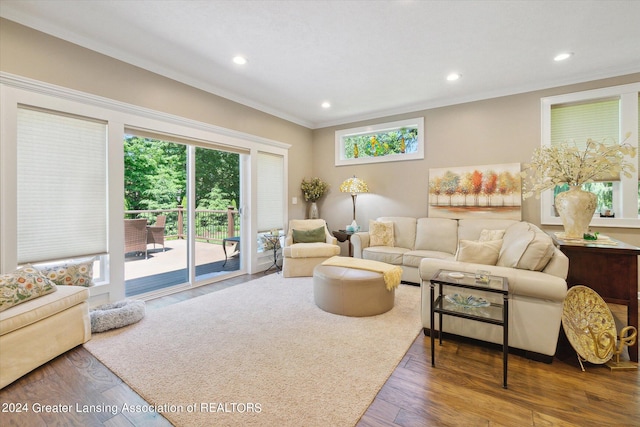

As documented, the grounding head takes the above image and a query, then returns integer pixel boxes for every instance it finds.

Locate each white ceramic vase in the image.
[309,202,319,219]
[554,185,597,238]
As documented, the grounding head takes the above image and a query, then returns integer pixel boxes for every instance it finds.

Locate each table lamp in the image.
[340,175,369,231]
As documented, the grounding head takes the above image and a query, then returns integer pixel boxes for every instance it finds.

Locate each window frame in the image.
[540,83,640,228]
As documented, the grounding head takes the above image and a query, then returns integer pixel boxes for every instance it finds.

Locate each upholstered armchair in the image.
[282,219,340,277]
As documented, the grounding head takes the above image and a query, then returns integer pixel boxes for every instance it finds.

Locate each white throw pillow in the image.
[455,239,503,265]
[369,220,394,247]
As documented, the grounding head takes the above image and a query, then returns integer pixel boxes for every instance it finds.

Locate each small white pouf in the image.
[90,300,146,333]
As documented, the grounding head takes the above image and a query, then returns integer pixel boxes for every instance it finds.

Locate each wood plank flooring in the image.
[1,276,638,426]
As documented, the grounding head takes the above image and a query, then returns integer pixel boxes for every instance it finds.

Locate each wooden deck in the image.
[125,239,240,296]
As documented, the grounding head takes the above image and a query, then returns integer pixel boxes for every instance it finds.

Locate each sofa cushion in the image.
[403,250,455,268]
[456,239,503,265]
[369,220,394,247]
[377,217,416,250]
[497,222,554,271]
[0,285,88,336]
[283,243,340,258]
[292,226,326,243]
[0,266,57,312]
[363,246,409,265]
[414,218,458,254]
[36,258,95,287]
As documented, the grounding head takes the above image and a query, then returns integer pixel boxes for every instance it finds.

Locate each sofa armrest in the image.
[324,227,338,245]
[419,258,567,302]
[351,232,370,258]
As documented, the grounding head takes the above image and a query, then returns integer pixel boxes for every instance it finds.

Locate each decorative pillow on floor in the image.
[90,299,146,333]
[0,266,57,312]
[36,258,95,287]
[292,226,326,243]
[455,239,503,265]
[369,220,394,247]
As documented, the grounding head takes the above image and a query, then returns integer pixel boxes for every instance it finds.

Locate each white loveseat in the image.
[352,217,568,360]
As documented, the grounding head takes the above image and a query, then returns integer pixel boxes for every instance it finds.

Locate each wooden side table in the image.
[549,233,639,362]
[332,230,354,257]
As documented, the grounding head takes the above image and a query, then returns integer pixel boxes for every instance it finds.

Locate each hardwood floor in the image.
[1,276,638,426]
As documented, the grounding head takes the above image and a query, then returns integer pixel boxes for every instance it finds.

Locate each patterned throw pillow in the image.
[0,266,57,312]
[479,229,505,242]
[369,220,394,247]
[37,259,95,287]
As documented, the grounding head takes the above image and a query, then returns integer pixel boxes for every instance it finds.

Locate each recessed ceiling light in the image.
[233,56,247,65]
[446,73,461,81]
[554,52,573,62]
[321,101,331,109]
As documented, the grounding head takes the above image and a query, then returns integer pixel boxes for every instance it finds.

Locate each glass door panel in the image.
[124,135,188,296]
[194,147,241,281]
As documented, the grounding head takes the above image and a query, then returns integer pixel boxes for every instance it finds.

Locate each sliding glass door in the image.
[124,136,241,297]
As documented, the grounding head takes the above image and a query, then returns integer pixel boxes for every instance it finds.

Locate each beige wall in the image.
[1,18,638,248]
[311,73,640,253]
[0,18,312,219]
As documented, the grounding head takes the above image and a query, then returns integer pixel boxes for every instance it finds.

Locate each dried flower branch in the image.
[301,177,329,202]
[522,134,636,199]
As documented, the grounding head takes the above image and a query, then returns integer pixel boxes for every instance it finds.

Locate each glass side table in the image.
[429,269,509,388]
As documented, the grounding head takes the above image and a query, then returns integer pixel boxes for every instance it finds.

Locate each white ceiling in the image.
[2,0,640,129]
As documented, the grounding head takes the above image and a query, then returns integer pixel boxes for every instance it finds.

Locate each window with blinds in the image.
[551,98,620,181]
[256,152,284,232]
[17,106,107,264]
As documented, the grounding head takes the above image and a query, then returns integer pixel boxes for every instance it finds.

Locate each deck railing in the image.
[125,206,240,243]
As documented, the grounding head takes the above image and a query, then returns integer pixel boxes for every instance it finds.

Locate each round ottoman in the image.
[313,264,395,317]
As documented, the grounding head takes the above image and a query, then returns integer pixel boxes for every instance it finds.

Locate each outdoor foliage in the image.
[124,136,240,212]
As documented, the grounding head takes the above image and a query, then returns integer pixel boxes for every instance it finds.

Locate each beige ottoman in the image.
[313,264,395,317]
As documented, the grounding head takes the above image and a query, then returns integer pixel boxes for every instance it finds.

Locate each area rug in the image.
[84,274,422,426]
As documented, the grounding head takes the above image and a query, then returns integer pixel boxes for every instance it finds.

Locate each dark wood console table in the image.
[549,233,639,362]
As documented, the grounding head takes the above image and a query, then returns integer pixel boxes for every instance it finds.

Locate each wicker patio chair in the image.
[124,218,148,258]
[147,215,166,252]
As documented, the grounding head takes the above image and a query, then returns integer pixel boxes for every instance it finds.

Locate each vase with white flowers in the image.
[301,177,329,219]
[522,134,636,238]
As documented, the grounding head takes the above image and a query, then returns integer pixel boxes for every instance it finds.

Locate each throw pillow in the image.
[369,220,394,247]
[292,226,326,243]
[455,239,503,265]
[479,229,505,242]
[36,258,95,287]
[497,223,554,271]
[0,266,57,312]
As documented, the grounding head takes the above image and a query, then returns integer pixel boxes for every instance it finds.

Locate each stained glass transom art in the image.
[335,117,424,166]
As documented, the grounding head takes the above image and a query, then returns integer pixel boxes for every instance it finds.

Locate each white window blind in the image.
[17,106,107,264]
[551,98,620,181]
[256,152,284,232]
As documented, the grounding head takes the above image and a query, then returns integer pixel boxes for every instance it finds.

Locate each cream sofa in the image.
[352,217,569,360]
[0,285,91,388]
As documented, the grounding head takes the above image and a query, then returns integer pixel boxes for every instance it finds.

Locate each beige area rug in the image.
[84,274,422,426]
